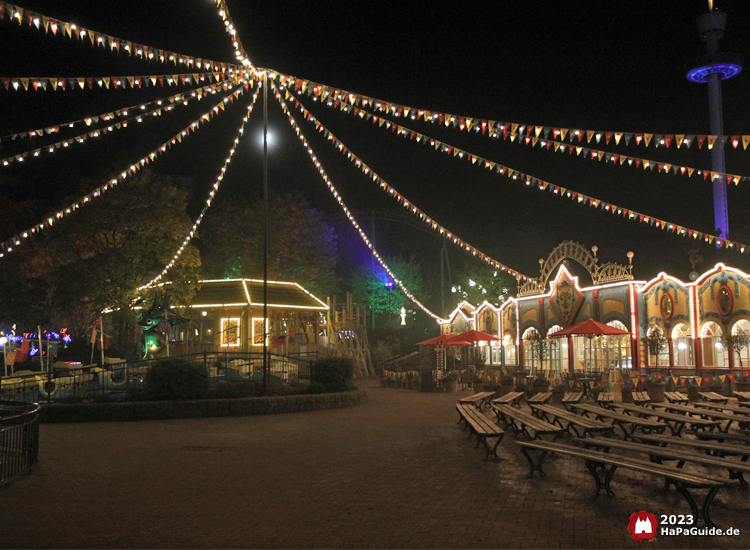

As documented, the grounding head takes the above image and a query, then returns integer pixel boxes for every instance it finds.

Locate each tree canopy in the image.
[450,264,516,306]
[199,192,339,297]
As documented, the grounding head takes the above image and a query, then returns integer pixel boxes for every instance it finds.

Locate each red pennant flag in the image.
[605,132,613,144]
[664,134,673,148]
[697,135,706,149]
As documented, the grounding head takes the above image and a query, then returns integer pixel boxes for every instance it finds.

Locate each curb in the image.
[39,388,369,423]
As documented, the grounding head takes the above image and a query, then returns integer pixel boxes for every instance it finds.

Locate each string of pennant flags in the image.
[0,84,248,259]
[1,82,238,167]
[0,2,244,75]
[140,85,261,290]
[0,82,226,145]
[271,82,442,320]
[213,0,253,69]
[294,86,750,254]
[278,86,531,282]
[0,71,240,92]
[274,72,750,153]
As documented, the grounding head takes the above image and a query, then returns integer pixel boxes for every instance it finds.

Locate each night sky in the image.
[2,0,750,314]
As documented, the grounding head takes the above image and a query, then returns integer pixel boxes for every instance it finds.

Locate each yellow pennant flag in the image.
[507,169,514,178]
[151,77,157,86]
[378,118,385,127]
[743,135,750,150]
[510,134,517,142]
[553,142,560,152]
[127,76,134,88]
[219,101,225,111]
[586,130,595,143]
[688,168,695,177]
[620,155,628,165]
[560,129,568,141]
[719,375,726,383]
[707,135,717,149]
[531,137,538,147]
[644,134,653,147]
[576,147,582,156]
[511,123,519,135]
[535,126,543,137]
[695,377,702,387]
[614,132,623,145]
[466,118,473,131]
[676,135,685,148]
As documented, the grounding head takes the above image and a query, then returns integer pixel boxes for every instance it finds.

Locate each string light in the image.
[1,82,239,167]
[270,82,444,320]
[278,86,530,281]
[213,0,253,71]
[2,72,235,93]
[0,84,249,259]
[140,84,261,289]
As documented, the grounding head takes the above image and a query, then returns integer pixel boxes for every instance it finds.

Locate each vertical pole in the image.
[37,326,43,373]
[100,317,104,366]
[262,71,269,394]
[707,72,729,241]
[440,242,445,318]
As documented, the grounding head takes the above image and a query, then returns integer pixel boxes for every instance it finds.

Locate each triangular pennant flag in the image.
[707,135,717,149]
[676,135,684,148]
[644,134,653,147]
[614,132,623,145]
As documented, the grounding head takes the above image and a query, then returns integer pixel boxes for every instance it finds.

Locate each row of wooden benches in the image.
[454,400,750,528]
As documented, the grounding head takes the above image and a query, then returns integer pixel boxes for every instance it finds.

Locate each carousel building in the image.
[439,241,750,378]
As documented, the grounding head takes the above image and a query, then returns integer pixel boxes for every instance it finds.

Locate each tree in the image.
[350,255,426,328]
[199,192,339,297]
[642,322,667,367]
[451,264,516,306]
[0,170,201,338]
[722,332,750,367]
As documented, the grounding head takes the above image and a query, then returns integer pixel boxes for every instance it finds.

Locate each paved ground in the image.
[2,381,750,549]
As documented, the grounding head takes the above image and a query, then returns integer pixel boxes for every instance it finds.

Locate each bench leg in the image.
[674,483,721,528]
[728,470,747,486]
[584,460,617,497]
[520,447,548,477]
[481,434,504,462]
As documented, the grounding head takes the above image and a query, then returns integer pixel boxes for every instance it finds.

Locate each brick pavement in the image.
[1,381,749,548]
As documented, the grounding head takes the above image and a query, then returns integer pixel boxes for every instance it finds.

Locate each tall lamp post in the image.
[262,72,270,394]
[686,2,743,243]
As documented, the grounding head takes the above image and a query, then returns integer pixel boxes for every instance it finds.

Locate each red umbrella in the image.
[445,340,473,347]
[548,319,630,338]
[447,330,501,343]
[414,334,453,347]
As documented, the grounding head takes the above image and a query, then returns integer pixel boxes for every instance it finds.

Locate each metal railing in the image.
[0,351,314,403]
[0,400,40,485]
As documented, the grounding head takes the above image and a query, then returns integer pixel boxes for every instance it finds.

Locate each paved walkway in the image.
[2,382,750,548]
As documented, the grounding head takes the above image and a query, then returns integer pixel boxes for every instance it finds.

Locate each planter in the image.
[647,382,666,403]
[443,380,459,393]
[551,391,564,404]
[473,382,484,393]
[498,383,514,397]
[621,389,634,403]
[532,382,550,395]
[688,391,701,402]
[733,380,750,396]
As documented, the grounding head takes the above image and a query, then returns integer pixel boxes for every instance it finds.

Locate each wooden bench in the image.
[527,392,553,406]
[635,433,750,460]
[609,402,720,436]
[516,440,731,527]
[561,392,583,410]
[692,431,750,445]
[651,403,745,433]
[632,391,651,405]
[578,436,750,486]
[700,391,729,404]
[571,403,667,439]
[665,391,689,404]
[734,391,750,403]
[596,391,614,406]
[492,391,524,408]
[530,404,615,438]
[491,404,564,441]
[455,404,505,461]
[458,391,495,411]
[692,401,750,418]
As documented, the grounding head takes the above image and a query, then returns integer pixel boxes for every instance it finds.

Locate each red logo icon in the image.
[628,510,658,541]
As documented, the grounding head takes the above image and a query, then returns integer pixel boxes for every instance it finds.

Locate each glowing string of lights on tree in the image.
[0,82,228,145]
[140,85,261,289]
[2,82,236,167]
[0,71,235,92]
[315,101,750,253]
[0,84,248,258]
[271,83,443,320]
[278,86,531,281]
[274,72,750,152]
[0,2,243,74]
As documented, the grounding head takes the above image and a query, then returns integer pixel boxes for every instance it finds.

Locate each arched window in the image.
[522,327,547,372]
[546,325,567,375]
[671,323,693,367]
[646,324,670,367]
[731,320,750,368]
[700,321,727,367]
[603,320,632,369]
[503,333,517,366]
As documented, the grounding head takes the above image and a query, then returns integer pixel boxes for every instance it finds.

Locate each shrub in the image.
[442,371,459,382]
[306,382,327,394]
[311,356,355,392]
[143,359,210,401]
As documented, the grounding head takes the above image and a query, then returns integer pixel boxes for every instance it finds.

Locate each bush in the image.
[306,382,327,394]
[143,359,210,401]
[311,356,355,392]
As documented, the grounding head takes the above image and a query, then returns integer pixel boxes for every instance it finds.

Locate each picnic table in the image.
[515,440,731,527]
[635,433,750,460]
[664,391,689,404]
[458,391,495,411]
[734,391,750,403]
[491,404,564,441]
[651,403,746,433]
[700,391,729,404]
[692,401,750,418]
[609,402,720,436]
[492,391,525,408]
[571,403,668,439]
[529,404,615,438]
[455,403,505,461]
[527,392,553,406]
[692,431,750,445]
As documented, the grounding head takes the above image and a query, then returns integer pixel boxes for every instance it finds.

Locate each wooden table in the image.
[458,391,495,411]
[571,403,668,439]
[492,391,525,408]
[700,391,729,404]
[651,403,746,432]
[609,402,720,436]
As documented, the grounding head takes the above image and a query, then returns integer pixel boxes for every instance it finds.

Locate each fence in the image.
[0,351,314,404]
[0,400,40,484]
